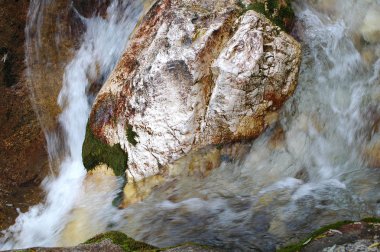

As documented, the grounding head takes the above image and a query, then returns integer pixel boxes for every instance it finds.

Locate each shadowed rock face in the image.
[85,0,301,182]
[0,0,48,231]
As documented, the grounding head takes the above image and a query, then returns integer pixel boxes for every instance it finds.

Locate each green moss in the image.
[82,123,128,176]
[216,144,223,150]
[238,0,295,31]
[85,231,157,252]
[85,232,220,252]
[361,217,380,223]
[126,124,138,146]
[247,2,266,14]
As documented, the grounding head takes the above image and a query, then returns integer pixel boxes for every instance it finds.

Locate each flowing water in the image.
[1,0,380,251]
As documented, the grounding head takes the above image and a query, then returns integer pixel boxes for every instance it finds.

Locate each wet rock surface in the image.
[165,244,225,252]
[26,0,91,131]
[323,240,380,252]
[9,239,125,252]
[279,220,380,252]
[85,0,301,183]
[6,231,224,252]
[304,221,380,252]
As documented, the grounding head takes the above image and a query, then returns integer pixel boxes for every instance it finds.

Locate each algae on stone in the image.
[84,231,157,252]
[238,0,295,31]
[82,124,127,176]
[126,124,138,146]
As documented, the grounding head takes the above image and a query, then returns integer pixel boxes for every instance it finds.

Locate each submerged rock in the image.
[8,231,222,252]
[360,5,380,44]
[84,0,301,183]
[278,219,380,252]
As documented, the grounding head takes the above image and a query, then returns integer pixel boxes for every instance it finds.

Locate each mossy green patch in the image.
[238,0,295,31]
[126,124,138,146]
[85,231,157,252]
[82,123,127,176]
[361,217,380,223]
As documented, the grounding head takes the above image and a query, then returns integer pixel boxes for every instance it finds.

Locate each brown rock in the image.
[363,141,380,168]
[0,0,47,231]
[25,0,85,131]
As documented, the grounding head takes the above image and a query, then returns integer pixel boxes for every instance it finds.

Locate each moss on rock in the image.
[84,231,157,252]
[238,0,295,31]
[82,123,127,176]
[361,217,380,223]
[126,124,138,146]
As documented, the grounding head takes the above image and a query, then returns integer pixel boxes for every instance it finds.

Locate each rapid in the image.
[1,0,380,251]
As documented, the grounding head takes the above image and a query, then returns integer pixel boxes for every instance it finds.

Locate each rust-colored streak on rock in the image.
[119,0,172,78]
[89,0,172,141]
[86,0,301,184]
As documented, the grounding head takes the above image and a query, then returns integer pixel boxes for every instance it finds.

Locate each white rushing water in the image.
[1,0,380,251]
[0,0,144,249]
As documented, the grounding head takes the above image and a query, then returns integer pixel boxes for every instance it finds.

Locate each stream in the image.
[1,0,380,251]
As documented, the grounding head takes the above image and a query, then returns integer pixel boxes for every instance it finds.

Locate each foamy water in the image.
[115,1,380,250]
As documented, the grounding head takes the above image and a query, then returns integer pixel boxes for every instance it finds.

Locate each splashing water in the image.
[0,0,145,249]
[1,0,380,251]
[113,0,380,250]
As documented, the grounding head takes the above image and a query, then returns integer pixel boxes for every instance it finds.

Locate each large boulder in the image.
[83,0,301,182]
